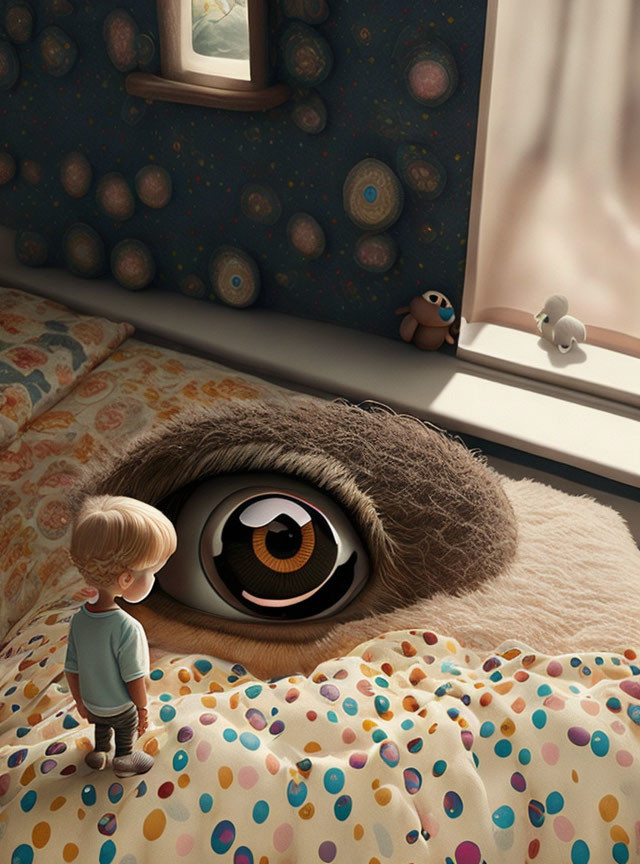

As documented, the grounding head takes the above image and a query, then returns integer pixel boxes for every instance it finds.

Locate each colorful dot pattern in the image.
[2,610,640,862]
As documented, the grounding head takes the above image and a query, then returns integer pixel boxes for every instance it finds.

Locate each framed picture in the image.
[126,0,290,111]
[162,0,266,91]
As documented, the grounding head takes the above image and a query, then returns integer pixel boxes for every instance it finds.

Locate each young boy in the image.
[65,495,177,778]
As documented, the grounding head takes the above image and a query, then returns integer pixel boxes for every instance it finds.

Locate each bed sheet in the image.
[2,304,640,862]
[2,595,640,863]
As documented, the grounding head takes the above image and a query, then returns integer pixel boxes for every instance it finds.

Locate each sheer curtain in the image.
[467,0,640,357]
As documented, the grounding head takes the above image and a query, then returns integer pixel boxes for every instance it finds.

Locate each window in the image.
[126,0,290,111]
[459,0,640,409]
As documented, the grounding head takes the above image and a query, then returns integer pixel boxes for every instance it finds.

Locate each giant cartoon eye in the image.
[156,472,369,622]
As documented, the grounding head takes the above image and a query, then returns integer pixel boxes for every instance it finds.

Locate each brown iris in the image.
[252,519,315,573]
[214,494,339,607]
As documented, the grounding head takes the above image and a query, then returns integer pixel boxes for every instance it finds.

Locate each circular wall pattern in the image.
[343,158,404,231]
[5,1,35,44]
[62,223,106,278]
[21,160,41,185]
[179,273,207,299]
[352,22,373,50]
[103,9,139,73]
[353,233,397,272]
[281,23,333,85]
[407,55,455,106]
[418,220,440,245]
[371,106,402,141]
[209,246,261,308]
[39,26,77,77]
[96,172,135,221]
[135,33,155,68]
[287,213,325,259]
[135,165,172,209]
[121,95,146,126]
[240,184,282,225]
[60,152,92,198]
[275,270,297,288]
[395,34,458,107]
[0,41,20,90]
[397,144,446,200]
[111,239,155,290]
[291,94,327,135]
[0,152,17,185]
[15,231,48,267]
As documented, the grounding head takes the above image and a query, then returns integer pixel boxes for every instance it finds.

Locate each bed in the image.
[2,286,640,864]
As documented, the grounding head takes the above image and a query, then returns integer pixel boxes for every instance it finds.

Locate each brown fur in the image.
[71,398,519,676]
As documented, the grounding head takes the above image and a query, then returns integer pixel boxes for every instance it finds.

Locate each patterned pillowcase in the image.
[0,287,134,448]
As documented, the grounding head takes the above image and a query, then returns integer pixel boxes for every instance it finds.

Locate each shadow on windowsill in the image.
[536,337,587,367]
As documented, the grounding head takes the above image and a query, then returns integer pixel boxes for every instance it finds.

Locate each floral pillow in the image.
[0,287,134,448]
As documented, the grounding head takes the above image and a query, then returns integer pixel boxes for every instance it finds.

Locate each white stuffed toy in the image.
[535,293,586,353]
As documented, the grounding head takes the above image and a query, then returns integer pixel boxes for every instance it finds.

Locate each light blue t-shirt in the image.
[64,605,149,717]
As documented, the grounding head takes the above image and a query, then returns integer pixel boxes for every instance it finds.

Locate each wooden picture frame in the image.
[126,0,290,111]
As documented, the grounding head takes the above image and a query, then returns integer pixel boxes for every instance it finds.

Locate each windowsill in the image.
[458,320,640,409]
[0,227,638,490]
[125,72,291,111]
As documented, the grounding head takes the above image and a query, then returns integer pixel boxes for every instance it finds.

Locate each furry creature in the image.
[70,399,640,678]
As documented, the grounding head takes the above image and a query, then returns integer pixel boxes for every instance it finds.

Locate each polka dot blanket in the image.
[2,591,640,864]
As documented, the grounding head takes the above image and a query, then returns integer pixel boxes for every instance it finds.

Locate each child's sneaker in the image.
[85,750,111,770]
[112,751,154,778]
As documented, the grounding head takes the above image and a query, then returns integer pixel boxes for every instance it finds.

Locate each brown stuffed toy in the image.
[395,290,458,350]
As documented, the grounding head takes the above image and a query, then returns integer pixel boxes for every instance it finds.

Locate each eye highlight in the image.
[157,472,369,622]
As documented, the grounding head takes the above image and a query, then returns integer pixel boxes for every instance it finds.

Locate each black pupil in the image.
[265,516,301,559]
[429,294,438,302]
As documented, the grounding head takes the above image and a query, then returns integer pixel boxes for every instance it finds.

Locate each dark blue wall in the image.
[0,0,487,341]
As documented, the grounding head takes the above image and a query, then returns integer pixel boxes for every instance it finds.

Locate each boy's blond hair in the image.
[70,495,177,588]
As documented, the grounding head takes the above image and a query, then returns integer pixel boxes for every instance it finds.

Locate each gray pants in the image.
[86,704,138,757]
